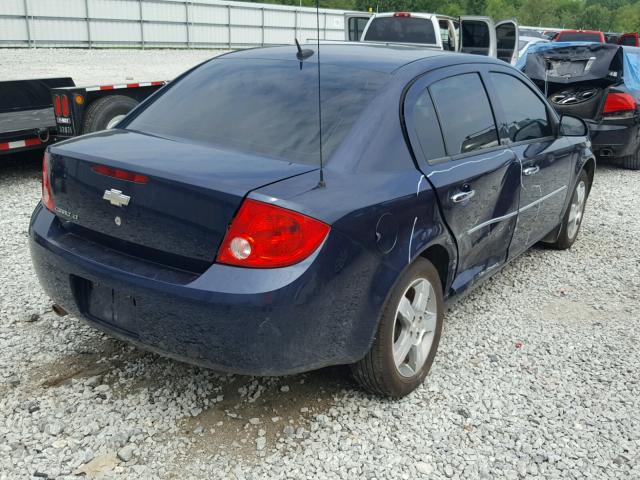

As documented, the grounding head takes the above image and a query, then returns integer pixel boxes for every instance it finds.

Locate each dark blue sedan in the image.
[30,44,595,397]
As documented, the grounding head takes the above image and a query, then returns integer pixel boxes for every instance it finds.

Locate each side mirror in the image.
[560,115,588,137]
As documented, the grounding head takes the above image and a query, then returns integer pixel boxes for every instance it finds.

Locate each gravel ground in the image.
[0,48,226,85]
[0,50,639,480]
[1,153,638,480]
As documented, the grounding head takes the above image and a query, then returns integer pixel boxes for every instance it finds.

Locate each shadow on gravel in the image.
[178,365,355,460]
[0,149,43,176]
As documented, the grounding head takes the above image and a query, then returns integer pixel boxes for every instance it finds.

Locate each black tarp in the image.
[0,78,75,114]
[521,43,623,85]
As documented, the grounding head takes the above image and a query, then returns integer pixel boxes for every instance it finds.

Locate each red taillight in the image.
[61,95,70,117]
[42,151,55,212]
[393,12,411,17]
[603,92,637,114]
[217,199,330,268]
[91,164,149,183]
[53,95,62,116]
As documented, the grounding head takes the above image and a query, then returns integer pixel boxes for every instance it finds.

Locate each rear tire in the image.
[547,170,590,250]
[616,149,640,170]
[82,95,138,134]
[351,258,444,398]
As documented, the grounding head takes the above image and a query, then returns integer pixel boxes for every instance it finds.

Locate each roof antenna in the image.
[315,0,325,187]
[295,38,314,65]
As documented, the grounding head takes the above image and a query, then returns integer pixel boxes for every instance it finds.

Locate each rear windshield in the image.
[363,17,437,45]
[125,58,388,165]
[557,32,602,42]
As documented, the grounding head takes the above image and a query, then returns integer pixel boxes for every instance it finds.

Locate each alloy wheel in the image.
[567,180,586,240]
[392,277,438,378]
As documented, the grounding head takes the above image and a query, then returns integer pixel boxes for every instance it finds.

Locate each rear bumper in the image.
[587,118,640,158]
[29,204,381,375]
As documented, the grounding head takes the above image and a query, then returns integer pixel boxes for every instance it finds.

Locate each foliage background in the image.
[237,0,640,32]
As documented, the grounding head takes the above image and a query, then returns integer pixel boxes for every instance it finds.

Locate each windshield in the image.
[364,17,437,44]
[557,32,602,42]
[125,58,388,165]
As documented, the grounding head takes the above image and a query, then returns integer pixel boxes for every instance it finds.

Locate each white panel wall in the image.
[91,20,141,42]
[29,0,87,18]
[189,4,229,25]
[90,0,140,20]
[0,18,28,44]
[0,0,355,48]
[3,0,25,16]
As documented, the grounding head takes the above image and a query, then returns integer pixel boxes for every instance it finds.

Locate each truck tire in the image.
[617,149,640,170]
[82,95,138,134]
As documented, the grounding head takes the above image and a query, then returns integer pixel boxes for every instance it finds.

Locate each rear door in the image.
[458,16,496,57]
[403,65,520,295]
[483,67,574,256]
[344,13,372,41]
[495,19,519,63]
[436,16,457,51]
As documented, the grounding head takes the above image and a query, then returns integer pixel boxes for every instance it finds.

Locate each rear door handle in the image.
[451,190,475,203]
[523,166,540,176]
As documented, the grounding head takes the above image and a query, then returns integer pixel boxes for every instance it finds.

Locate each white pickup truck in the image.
[345,12,519,64]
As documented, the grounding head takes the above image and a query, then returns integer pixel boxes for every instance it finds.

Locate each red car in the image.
[554,30,605,43]
[619,32,640,46]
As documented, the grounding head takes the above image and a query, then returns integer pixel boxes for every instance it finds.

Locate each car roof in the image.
[369,12,435,19]
[559,29,603,34]
[520,36,547,43]
[221,43,497,74]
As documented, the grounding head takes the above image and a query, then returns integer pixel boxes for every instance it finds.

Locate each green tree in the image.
[486,0,516,20]
[578,4,612,30]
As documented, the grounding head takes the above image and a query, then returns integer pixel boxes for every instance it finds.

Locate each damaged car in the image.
[30,45,594,397]
[519,42,640,170]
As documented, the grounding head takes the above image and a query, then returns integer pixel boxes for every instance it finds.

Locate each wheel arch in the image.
[582,156,596,189]
[419,243,452,295]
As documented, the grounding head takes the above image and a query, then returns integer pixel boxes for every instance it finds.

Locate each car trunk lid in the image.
[48,129,316,268]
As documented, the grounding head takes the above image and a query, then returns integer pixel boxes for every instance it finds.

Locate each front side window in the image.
[429,73,499,155]
[489,72,552,143]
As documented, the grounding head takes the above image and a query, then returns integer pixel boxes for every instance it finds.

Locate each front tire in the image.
[351,258,444,398]
[548,170,590,250]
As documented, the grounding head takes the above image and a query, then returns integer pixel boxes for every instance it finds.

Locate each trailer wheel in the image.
[82,95,139,134]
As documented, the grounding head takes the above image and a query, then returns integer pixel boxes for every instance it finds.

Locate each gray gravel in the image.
[0,48,226,85]
[0,48,639,478]
[1,155,638,479]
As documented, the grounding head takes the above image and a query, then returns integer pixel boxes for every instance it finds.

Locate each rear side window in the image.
[364,17,437,45]
[411,92,446,162]
[125,59,388,165]
[429,73,499,155]
[489,73,552,142]
[348,17,369,41]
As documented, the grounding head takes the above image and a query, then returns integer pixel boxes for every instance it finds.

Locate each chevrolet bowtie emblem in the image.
[103,189,130,207]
